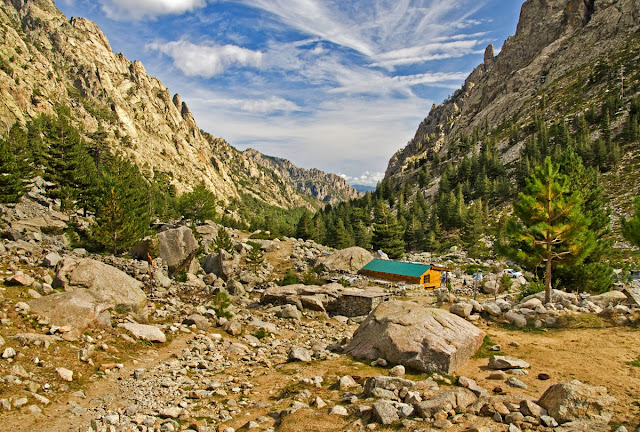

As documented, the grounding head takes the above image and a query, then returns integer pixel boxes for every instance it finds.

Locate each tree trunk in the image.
[545,255,552,304]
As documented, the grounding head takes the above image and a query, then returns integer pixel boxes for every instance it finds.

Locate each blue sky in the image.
[57,0,523,186]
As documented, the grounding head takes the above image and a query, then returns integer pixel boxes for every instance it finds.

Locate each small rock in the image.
[56,367,73,382]
[313,397,327,409]
[330,405,348,416]
[389,365,405,377]
[288,347,312,362]
[506,377,527,389]
[339,375,357,390]
[119,323,166,343]
[488,355,530,370]
[2,347,16,359]
[372,400,399,425]
[537,373,550,380]
[540,415,558,427]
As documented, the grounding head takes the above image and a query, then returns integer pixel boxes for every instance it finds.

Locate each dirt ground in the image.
[5,320,639,432]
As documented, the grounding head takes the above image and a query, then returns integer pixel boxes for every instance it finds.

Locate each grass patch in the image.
[556,313,608,329]
[630,356,640,367]
[474,335,504,358]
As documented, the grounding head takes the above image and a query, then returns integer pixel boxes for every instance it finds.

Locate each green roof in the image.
[361,259,431,278]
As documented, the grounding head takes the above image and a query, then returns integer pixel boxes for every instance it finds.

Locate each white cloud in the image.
[147,40,263,78]
[189,95,301,114]
[339,172,385,187]
[99,0,207,20]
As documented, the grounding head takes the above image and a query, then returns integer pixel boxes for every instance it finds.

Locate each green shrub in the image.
[280,270,300,286]
[518,277,544,300]
[211,291,232,319]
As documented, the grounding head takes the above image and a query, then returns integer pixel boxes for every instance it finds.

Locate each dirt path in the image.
[2,333,193,432]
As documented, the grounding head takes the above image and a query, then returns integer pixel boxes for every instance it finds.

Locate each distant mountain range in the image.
[351,184,376,194]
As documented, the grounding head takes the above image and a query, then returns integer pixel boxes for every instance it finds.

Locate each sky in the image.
[57,0,523,186]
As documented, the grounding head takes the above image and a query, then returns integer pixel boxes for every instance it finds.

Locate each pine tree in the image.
[372,202,405,258]
[214,227,235,255]
[333,219,354,249]
[502,157,595,303]
[245,243,265,273]
[0,126,29,203]
[621,196,640,247]
[177,183,217,224]
[295,210,314,240]
[461,200,486,258]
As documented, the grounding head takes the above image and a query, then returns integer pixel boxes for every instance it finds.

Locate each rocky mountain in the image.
[385,0,640,199]
[243,149,360,205]
[0,0,357,211]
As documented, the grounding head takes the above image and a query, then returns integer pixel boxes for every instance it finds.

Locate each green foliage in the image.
[211,291,232,319]
[621,196,640,247]
[630,356,640,368]
[461,200,487,258]
[177,183,216,223]
[0,124,30,203]
[518,277,545,301]
[280,270,300,286]
[88,155,151,254]
[473,335,504,359]
[302,268,322,285]
[372,201,405,258]
[245,243,265,273]
[295,210,314,240]
[213,227,234,255]
[253,328,271,340]
[174,269,188,283]
[503,158,595,303]
[500,273,513,292]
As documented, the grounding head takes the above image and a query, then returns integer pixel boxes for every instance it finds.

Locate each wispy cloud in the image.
[147,40,263,77]
[98,0,207,20]
[339,172,385,187]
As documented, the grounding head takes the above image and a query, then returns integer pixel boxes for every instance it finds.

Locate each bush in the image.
[211,291,232,319]
[280,270,300,286]
[518,277,544,301]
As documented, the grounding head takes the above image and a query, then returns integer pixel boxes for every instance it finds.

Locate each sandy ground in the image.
[5,321,639,432]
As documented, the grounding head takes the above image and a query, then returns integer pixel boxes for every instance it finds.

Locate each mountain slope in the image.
[0,0,357,211]
[385,0,640,198]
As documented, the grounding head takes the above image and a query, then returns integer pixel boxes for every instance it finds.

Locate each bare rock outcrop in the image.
[344,300,485,374]
[314,247,373,273]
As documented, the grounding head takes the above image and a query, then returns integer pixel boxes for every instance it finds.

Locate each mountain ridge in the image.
[0,0,358,212]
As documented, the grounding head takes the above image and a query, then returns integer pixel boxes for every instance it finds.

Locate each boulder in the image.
[30,259,145,336]
[590,291,627,308]
[344,301,485,374]
[119,323,166,343]
[277,304,302,320]
[315,247,373,273]
[363,376,415,397]
[6,273,35,287]
[51,258,146,313]
[481,280,501,294]
[42,252,62,268]
[537,380,616,424]
[505,311,527,328]
[483,302,502,316]
[372,400,399,424]
[450,303,473,318]
[131,226,199,276]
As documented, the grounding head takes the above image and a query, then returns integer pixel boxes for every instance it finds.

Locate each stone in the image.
[277,304,302,320]
[7,273,35,286]
[540,415,559,427]
[119,323,166,343]
[363,376,415,397]
[42,252,62,268]
[222,320,242,336]
[339,375,357,390]
[288,347,312,362]
[414,388,477,419]
[315,247,373,273]
[2,347,16,358]
[520,298,542,309]
[450,303,473,318]
[483,302,502,316]
[182,314,210,330]
[30,259,146,336]
[372,400,399,424]
[389,365,405,377]
[159,407,183,418]
[56,367,73,381]
[330,405,348,416]
[520,399,546,418]
[488,371,507,380]
[504,311,527,328]
[488,356,530,370]
[506,377,527,389]
[344,301,485,374]
[131,227,199,276]
[537,380,616,424]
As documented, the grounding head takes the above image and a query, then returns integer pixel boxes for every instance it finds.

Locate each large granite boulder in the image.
[131,226,198,276]
[30,258,146,337]
[537,380,616,424]
[344,301,485,374]
[590,291,627,308]
[315,246,373,273]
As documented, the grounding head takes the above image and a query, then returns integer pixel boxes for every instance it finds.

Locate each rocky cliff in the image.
[243,149,360,205]
[0,0,354,210]
[385,0,640,188]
